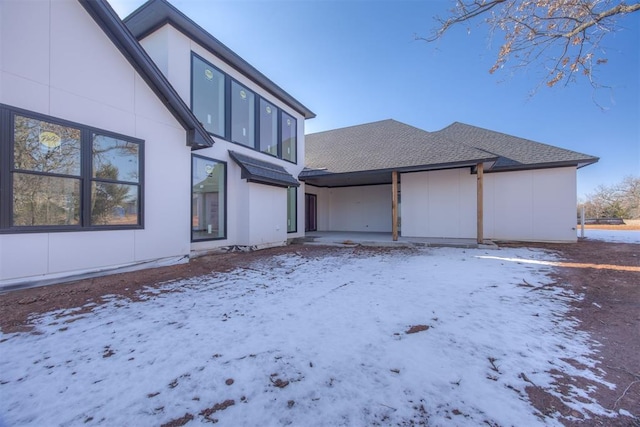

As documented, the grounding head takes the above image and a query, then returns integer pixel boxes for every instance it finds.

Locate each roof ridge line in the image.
[306,119,398,136]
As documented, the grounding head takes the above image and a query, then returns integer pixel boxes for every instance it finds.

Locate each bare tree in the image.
[579,175,640,219]
[619,175,640,218]
[421,1,640,91]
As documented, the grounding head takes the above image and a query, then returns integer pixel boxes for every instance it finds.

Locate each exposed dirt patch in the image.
[199,399,235,423]
[406,325,430,334]
[501,239,640,425]
[0,240,638,425]
[160,412,194,427]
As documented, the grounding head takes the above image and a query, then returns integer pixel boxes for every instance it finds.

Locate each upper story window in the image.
[259,99,278,156]
[0,105,143,232]
[281,112,297,163]
[191,55,225,137]
[190,52,298,164]
[231,81,255,147]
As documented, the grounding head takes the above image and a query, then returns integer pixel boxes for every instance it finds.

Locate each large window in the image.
[191,53,298,164]
[287,186,297,233]
[282,112,297,163]
[192,155,226,241]
[259,99,278,156]
[0,106,143,231]
[192,55,225,137]
[231,81,255,147]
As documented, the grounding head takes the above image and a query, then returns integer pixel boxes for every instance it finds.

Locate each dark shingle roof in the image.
[434,122,599,170]
[304,119,497,175]
[78,0,212,148]
[229,151,299,188]
[302,120,599,185]
[124,0,315,120]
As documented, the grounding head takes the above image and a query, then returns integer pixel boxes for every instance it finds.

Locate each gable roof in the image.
[229,151,299,188]
[78,0,212,149]
[434,122,599,171]
[124,0,315,120]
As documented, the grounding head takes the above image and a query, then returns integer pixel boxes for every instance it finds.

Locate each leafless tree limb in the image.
[419,0,640,90]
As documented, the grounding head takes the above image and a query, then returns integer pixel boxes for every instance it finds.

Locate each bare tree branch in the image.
[563,3,640,38]
[420,0,640,91]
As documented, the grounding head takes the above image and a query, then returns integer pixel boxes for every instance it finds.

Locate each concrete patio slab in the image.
[297,231,498,249]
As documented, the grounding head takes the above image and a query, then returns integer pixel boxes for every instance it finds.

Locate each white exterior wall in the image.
[140,24,306,249]
[247,183,288,247]
[401,169,476,239]
[0,0,191,285]
[400,167,578,242]
[484,167,577,242]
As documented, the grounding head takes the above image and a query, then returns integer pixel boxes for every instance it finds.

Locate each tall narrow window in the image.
[192,55,225,137]
[259,99,278,156]
[281,112,297,163]
[12,116,82,226]
[231,81,255,148]
[287,186,297,233]
[91,135,141,226]
[192,155,226,241]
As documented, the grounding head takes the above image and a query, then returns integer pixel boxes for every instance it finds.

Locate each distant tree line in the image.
[579,175,640,219]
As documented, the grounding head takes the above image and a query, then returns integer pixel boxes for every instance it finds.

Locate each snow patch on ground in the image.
[578,228,640,244]
[0,247,617,426]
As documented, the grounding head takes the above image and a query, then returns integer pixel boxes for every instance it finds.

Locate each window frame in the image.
[190,154,227,242]
[190,52,299,164]
[230,80,256,149]
[191,53,226,139]
[0,104,144,233]
[287,186,297,233]
[258,98,278,158]
[281,111,297,164]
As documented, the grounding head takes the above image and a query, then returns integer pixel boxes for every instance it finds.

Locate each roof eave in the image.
[124,0,315,120]
[78,0,212,148]
[489,158,600,173]
[299,158,498,186]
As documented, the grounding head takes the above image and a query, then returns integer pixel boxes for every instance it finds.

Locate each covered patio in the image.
[301,119,598,244]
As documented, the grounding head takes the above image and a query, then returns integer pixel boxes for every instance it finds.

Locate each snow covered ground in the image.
[0,247,617,426]
[577,228,640,244]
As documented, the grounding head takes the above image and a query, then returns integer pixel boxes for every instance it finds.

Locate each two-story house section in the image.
[124,0,315,254]
[0,0,313,290]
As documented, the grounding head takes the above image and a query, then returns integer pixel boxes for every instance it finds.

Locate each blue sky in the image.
[110,0,639,199]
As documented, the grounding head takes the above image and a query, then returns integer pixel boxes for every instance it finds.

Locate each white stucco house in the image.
[0,0,597,290]
[0,0,314,289]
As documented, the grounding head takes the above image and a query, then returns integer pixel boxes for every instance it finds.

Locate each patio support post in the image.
[392,170,399,241]
[477,162,484,244]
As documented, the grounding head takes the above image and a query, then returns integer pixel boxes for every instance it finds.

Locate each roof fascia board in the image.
[78,0,212,149]
[124,0,315,120]
[488,158,600,173]
[300,158,499,181]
